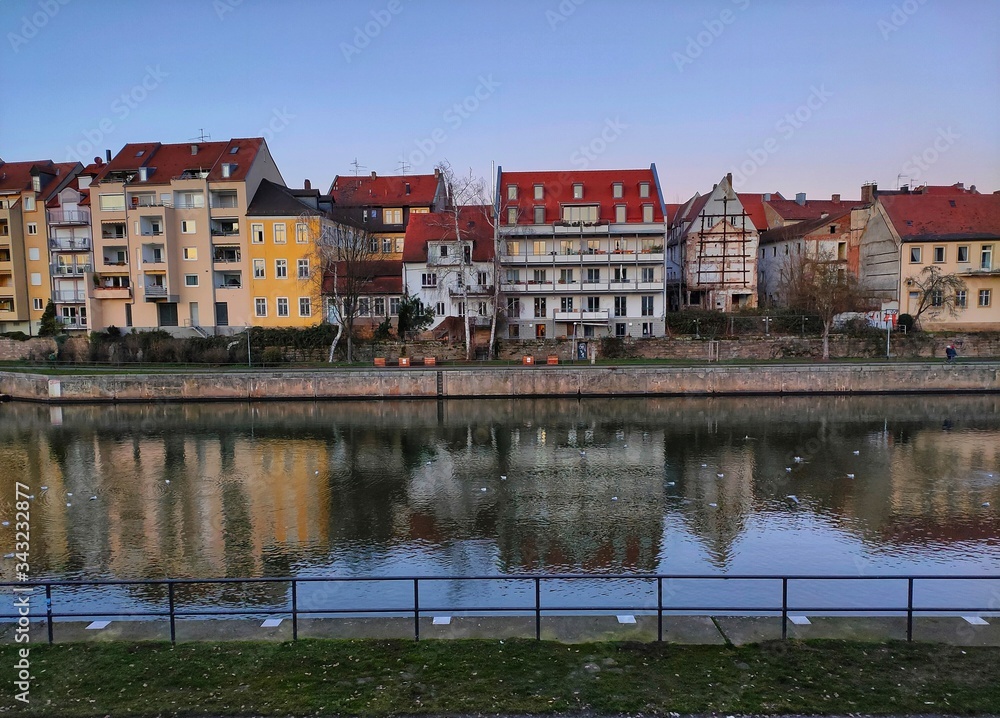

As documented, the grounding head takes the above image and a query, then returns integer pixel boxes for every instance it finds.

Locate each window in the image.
[297,259,309,279]
[642,322,653,337]
[358,298,370,316]
[30,273,41,286]
[563,205,599,223]
[251,223,264,244]
[957,246,969,263]
[274,297,288,317]
[612,182,623,198]
[533,297,547,318]
[185,274,199,287]
[389,297,400,316]
[382,238,393,253]
[374,297,385,316]
[639,182,650,198]
[175,191,204,209]
[559,268,574,284]
[181,220,196,234]
[532,269,547,283]
[506,268,520,283]
[532,240,547,255]
[395,237,404,253]
[296,223,309,243]
[583,325,594,337]
[930,290,943,307]
[255,298,267,317]
[535,323,546,338]
[909,246,922,263]
[979,289,992,307]
[99,194,125,212]
[183,247,197,260]
[641,267,654,283]
[615,323,626,337]
[507,207,518,224]
[956,290,967,308]
[24,195,36,211]
[586,296,600,311]
[586,268,600,283]
[273,223,286,244]
[477,271,488,286]
[613,266,627,282]
[533,184,543,200]
[299,297,312,317]
[642,205,654,223]
[509,324,520,338]
[369,238,380,253]
[384,208,403,225]
[253,259,265,279]
[507,185,518,200]
[614,296,626,317]
[33,298,43,311]
[534,206,545,224]
[435,302,445,316]
[507,297,521,317]
[641,296,654,316]
[615,205,626,223]
[26,223,37,235]
[572,183,583,199]
[275,259,287,278]
[422,273,437,287]
[439,245,449,258]
[28,247,40,261]
[837,241,847,261]
[560,296,574,312]
[506,240,521,256]
[982,245,993,270]
[933,246,946,263]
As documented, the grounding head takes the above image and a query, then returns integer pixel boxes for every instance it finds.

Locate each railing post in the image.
[413,578,420,642]
[291,580,298,641]
[534,577,541,641]
[657,578,663,642]
[781,578,788,640]
[906,578,914,642]
[45,584,53,645]
[168,581,176,645]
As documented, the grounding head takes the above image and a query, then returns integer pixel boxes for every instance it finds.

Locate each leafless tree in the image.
[318,214,378,363]
[904,265,969,329]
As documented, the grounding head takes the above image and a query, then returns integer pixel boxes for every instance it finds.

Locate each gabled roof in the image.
[402,206,494,263]
[880,194,1000,242]
[498,167,664,224]
[766,197,859,221]
[759,207,853,245]
[322,259,403,295]
[664,203,682,225]
[737,192,783,230]
[0,160,80,200]
[330,173,441,207]
[92,138,265,184]
[247,179,326,217]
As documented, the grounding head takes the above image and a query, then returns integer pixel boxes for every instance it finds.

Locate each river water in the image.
[1,395,998,617]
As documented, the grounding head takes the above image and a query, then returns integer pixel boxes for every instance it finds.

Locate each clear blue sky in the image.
[3,0,998,201]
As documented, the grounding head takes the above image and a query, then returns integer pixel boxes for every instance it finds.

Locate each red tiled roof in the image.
[329,173,441,207]
[498,168,663,224]
[679,194,711,224]
[759,207,852,245]
[664,203,681,225]
[322,260,403,295]
[402,206,495,263]
[766,198,860,221]
[737,192,783,230]
[92,138,264,184]
[880,193,1000,241]
[912,183,981,195]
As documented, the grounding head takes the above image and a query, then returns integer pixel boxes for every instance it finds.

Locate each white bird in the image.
[701,464,708,468]
[853,450,860,456]
[66,503,71,507]
[623,444,627,448]
[983,502,991,508]
[787,495,800,504]
[666,481,676,487]
[1,521,8,527]
[40,486,48,490]
[793,457,803,463]
[315,470,319,475]
[3,553,14,559]
[165,480,170,484]
[847,473,855,479]
[426,461,431,465]
[786,467,793,472]
[500,475,507,480]
[480,488,487,492]
[611,496,618,501]
[67,492,73,497]
[717,473,724,478]
[89,496,97,501]
[709,502,717,508]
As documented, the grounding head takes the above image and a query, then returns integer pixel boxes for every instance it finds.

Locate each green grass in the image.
[2,639,998,716]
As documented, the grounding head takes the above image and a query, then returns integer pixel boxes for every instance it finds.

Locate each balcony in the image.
[51,263,92,276]
[47,208,91,225]
[212,248,242,263]
[53,289,87,303]
[215,271,243,289]
[210,192,239,209]
[56,316,88,329]
[92,285,132,300]
[554,310,610,322]
[143,284,177,302]
[129,194,172,208]
[449,284,494,297]
[49,237,92,251]
[211,221,240,237]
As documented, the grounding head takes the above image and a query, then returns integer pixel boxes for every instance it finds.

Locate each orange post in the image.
[522,356,535,366]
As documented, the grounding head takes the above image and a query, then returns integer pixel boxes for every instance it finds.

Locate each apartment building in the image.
[86,138,283,335]
[496,166,667,342]
[245,178,333,328]
[0,159,82,334]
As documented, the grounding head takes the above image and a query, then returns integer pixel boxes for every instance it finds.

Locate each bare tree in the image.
[784,252,870,360]
[904,265,969,329]
[318,215,378,363]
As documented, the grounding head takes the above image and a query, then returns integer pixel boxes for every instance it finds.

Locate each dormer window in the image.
[612,182,623,199]
[507,185,517,201]
[573,184,583,199]
[533,184,543,200]
[639,182,650,198]
[229,146,239,155]
[440,245,448,258]
[31,176,41,192]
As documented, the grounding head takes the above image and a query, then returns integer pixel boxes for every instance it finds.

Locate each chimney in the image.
[105,149,112,162]
[956,182,964,189]
[304,179,311,190]
[970,184,977,193]
[795,192,806,206]
[832,193,840,203]
[861,182,877,204]
[94,156,102,165]
[370,171,377,179]
[763,193,771,202]
[434,168,440,178]
[726,172,732,185]
[191,144,199,155]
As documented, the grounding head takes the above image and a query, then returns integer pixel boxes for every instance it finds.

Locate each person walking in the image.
[945,344,957,363]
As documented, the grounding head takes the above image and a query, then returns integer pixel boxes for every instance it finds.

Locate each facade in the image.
[668,174,759,312]
[245,179,332,328]
[496,166,667,341]
[322,259,405,335]
[86,138,284,335]
[0,160,82,334]
[858,190,1000,330]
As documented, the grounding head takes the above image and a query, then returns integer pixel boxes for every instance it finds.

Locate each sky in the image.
[2,0,998,203]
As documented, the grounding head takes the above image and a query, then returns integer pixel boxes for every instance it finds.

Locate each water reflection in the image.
[0,396,997,586]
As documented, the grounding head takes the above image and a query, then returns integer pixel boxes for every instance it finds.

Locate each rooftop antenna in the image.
[396,159,411,176]
[350,158,367,177]
[190,129,212,142]
[896,173,909,190]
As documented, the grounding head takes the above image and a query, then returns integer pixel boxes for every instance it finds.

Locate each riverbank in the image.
[2,639,998,716]
[1,361,998,402]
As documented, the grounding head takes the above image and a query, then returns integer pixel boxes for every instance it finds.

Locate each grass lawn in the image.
[2,639,998,716]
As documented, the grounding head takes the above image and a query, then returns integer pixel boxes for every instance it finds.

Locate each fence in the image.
[2,573,997,644]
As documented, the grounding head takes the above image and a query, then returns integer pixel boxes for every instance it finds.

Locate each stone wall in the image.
[0,338,57,362]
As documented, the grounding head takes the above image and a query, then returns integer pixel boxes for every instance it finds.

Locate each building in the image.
[668,173,759,311]
[402,205,496,345]
[322,260,405,335]
[496,166,667,342]
[858,189,1000,330]
[0,159,82,334]
[245,179,333,328]
[86,138,284,335]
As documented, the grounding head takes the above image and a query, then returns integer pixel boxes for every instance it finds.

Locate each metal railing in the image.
[1,573,996,645]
